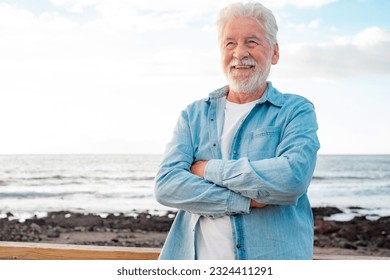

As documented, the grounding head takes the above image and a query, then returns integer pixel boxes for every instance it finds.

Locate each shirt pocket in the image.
[247,127,281,160]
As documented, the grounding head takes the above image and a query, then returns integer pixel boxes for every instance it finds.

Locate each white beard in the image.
[226,58,271,97]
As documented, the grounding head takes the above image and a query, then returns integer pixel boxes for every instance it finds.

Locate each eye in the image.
[224,41,235,49]
[247,40,259,46]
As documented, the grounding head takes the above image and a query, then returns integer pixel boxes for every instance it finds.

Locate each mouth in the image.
[231,65,255,69]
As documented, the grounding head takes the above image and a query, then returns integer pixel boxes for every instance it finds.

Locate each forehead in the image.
[222,16,265,39]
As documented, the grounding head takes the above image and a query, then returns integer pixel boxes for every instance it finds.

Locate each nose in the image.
[233,43,249,60]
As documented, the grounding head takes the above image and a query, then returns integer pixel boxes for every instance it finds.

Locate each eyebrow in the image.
[246,35,262,41]
[224,35,263,42]
[224,37,235,42]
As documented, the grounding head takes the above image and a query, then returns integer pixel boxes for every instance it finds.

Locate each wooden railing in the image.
[1,241,389,260]
[0,242,160,260]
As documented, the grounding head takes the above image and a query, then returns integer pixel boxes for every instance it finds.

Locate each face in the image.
[221,16,279,96]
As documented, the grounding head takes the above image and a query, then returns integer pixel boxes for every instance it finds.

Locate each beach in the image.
[1,207,389,258]
[1,155,390,258]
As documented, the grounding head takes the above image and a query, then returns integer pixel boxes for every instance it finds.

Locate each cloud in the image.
[49,0,100,13]
[274,27,390,79]
[308,19,321,29]
[348,27,390,47]
[3,0,338,38]
[46,0,338,27]
[263,0,337,8]
[284,18,322,33]
[46,0,221,29]
[2,2,388,84]
[0,2,220,89]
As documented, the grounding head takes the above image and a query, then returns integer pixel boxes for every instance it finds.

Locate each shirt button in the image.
[213,143,216,147]
[233,150,237,154]
[236,244,241,249]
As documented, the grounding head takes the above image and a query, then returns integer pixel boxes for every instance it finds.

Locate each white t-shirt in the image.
[196,98,259,259]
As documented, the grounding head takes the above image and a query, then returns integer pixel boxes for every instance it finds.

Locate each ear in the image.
[271,43,279,65]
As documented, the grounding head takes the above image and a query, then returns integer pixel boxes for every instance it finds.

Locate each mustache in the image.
[229,58,257,68]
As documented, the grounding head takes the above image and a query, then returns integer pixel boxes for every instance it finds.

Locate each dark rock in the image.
[355,241,368,247]
[45,211,103,228]
[378,216,390,223]
[47,229,60,238]
[377,239,390,249]
[314,220,339,235]
[312,207,343,219]
[30,223,42,233]
[27,218,46,226]
[348,206,364,210]
[343,242,358,250]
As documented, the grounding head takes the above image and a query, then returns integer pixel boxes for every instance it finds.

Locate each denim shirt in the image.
[154,82,320,260]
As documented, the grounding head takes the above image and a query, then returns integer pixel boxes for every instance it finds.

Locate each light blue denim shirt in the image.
[155,82,320,260]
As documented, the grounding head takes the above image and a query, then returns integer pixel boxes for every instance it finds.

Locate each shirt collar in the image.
[208,82,284,107]
[257,82,284,107]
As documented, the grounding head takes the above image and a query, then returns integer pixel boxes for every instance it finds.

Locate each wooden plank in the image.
[313,247,390,260]
[0,242,160,260]
[313,253,390,260]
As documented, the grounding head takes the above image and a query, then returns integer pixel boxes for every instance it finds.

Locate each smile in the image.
[232,65,255,69]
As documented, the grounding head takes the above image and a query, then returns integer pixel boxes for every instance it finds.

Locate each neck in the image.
[227,82,267,104]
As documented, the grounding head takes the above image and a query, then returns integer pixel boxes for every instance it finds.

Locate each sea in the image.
[0,154,389,221]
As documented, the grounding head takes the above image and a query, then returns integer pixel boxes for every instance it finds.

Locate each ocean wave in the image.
[1,154,389,218]
[353,187,390,196]
[312,175,389,181]
[0,175,156,187]
[0,191,95,199]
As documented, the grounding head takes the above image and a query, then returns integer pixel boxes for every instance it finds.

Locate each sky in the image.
[1,0,389,155]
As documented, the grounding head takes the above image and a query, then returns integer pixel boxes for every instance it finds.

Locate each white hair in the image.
[217,2,278,48]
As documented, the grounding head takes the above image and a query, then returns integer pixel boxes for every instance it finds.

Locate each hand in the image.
[190,160,208,178]
[250,200,268,208]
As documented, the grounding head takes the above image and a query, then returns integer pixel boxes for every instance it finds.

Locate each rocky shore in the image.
[312,207,390,256]
[1,207,389,257]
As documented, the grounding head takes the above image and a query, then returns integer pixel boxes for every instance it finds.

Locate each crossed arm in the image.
[190,160,267,208]
[155,100,320,217]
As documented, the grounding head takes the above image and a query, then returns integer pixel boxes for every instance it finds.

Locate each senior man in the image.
[155,2,320,260]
